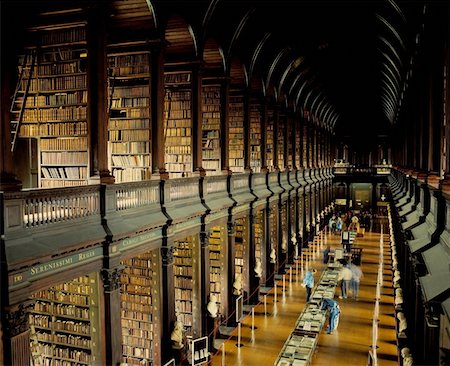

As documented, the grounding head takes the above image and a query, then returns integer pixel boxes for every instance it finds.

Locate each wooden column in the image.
[248,211,259,305]
[264,206,274,286]
[3,303,31,366]
[200,230,213,350]
[290,112,296,170]
[151,45,167,177]
[226,221,237,326]
[283,113,289,171]
[244,91,251,171]
[273,105,279,170]
[0,2,21,191]
[261,100,267,170]
[192,65,205,176]
[220,79,230,173]
[101,266,124,366]
[87,3,114,183]
[161,244,176,363]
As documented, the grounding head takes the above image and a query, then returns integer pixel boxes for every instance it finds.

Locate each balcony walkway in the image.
[209,229,398,366]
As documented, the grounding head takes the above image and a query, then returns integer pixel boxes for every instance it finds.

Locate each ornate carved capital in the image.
[200,231,211,248]
[101,267,124,292]
[5,302,32,337]
[161,246,175,266]
[227,221,236,236]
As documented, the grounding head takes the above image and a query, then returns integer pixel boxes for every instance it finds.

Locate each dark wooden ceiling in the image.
[3,0,432,146]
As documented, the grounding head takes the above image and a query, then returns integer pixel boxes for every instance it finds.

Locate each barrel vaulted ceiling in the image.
[8,0,427,141]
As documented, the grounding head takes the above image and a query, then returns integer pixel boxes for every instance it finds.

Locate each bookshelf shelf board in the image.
[24,103,88,109]
[26,41,87,49]
[32,298,90,307]
[120,316,153,324]
[52,355,91,365]
[26,88,87,94]
[41,164,88,167]
[53,341,91,350]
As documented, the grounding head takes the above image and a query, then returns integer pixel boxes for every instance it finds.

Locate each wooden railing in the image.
[2,186,101,230]
[205,175,228,195]
[112,181,160,211]
[169,177,199,202]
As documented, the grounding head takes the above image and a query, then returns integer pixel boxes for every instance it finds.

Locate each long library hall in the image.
[0,1,449,366]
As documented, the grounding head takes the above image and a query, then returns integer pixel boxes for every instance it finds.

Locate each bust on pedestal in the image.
[171,320,185,350]
[270,248,276,263]
[233,273,243,295]
[254,259,263,278]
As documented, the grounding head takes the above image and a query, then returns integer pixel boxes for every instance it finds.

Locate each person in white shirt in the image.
[338,263,352,299]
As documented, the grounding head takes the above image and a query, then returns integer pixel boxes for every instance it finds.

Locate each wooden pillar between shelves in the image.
[283,114,289,171]
[248,211,259,305]
[0,3,21,191]
[264,205,275,287]
[220,79,230,173]
[273,106,279,170]
[3,303,31,366]
[192,65,205,176]
[100,266,123,366]
[160,244,176,364]
[151,45,167,178]
[260,100,267,171]
[277,202,287,274]
[226,221,237,326]
[199,230,211,348]
[244,91,251,171]
[87,4,114,184]
[290,113,296,170]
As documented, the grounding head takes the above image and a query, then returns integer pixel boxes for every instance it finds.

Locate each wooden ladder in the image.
[10,48,37,152]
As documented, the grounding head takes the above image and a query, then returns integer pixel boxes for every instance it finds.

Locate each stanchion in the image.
[251,308,257,330]
[289,268,292,284]
[264,295,267,315]
[282,274,286,293]
[274,283,278,302]
[222,342,225,366]
[296,260,299,282]
[235,322,244,347]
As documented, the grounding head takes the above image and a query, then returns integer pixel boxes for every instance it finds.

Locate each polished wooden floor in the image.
[209,228,398,366]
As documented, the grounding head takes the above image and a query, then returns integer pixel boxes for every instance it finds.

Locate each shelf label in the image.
[10,247,102,286]
[120,230,161,250]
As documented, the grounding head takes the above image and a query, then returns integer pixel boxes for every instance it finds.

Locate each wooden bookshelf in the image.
[17,25,89,188]
[29,274,101,366]
[269,206,278,265]
[208,226,226,313]
[295,122,301,168]
[303,124,308,168]
[228,94,245,173]
[287,120,293,169]
[107,51,152,182]
[277,115,285,170]
[281,203,288,252]
[266,108,275,171]
[164,71,193,178]
[173,236,197,336]
[202,85,221,175]
[254,210,264,267]
[120,250,160,365]
[235,217,248,294]
[249,102,262,173]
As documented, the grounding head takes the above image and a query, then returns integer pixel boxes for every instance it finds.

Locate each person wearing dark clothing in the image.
[323,245,331,264]
[320,298,341,334]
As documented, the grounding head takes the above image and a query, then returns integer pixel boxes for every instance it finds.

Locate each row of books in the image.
[41,167,87,180]
[110,86,150,97]
[40,27,86,45]
[165,144,191,154]
[111,155,150,167]
[165,127,191,137]
[111,97,149,108]
[20,121,87,137]
[109,130,150,141]
[41,151,87,165]
[112,168,151,182]
[23,92,87,108]
[110,142,150,154]
[109,119,150,130]
[41,137,87,151]
[23,75,87,92]
[23,106,87,122]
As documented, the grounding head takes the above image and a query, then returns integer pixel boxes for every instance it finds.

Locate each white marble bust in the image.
[254,259,263,278]
[171,320,184,349]
[207,294,218,318]
[270,248,276,263]
[233,273,243,295]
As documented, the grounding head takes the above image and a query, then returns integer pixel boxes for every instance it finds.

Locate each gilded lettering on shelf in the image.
[13,274,23,284]
[121,231,157,248]
[78,250,95,261]
[30,257,73,276]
